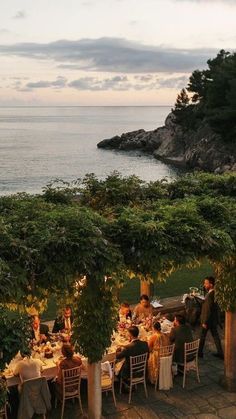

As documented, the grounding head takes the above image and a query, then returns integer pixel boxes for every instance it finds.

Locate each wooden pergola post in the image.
[140,279,153,298]
[221,311,236,391]
[87,361,102,418]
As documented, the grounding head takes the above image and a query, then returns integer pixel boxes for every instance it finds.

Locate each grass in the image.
[42,261,212,320]
[119,261,213,304]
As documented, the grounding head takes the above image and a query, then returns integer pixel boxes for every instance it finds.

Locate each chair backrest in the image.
[101,360,115,390]
[62,366,81,396]
[18,376,51,419]
[159,343,175,358]
[102,352,116,363]
[130,353,148,379]
[184,339,200,362]
[21,375,47,389]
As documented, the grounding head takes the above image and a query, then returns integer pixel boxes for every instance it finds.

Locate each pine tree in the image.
[174,88,190,111]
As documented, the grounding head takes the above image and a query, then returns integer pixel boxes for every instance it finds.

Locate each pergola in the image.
[0,172,235,418]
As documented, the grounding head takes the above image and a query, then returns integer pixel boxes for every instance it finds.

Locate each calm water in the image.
[0,106,177,195]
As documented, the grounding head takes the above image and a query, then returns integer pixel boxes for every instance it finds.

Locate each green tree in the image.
[173,50,236,142]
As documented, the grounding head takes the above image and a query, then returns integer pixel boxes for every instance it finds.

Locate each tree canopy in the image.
[173,50,236,142]
[0,172,236,364]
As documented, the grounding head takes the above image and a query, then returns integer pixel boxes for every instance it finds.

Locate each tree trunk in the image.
[140,280,153,297]
[87,361,102,419]
[221,310,236,391]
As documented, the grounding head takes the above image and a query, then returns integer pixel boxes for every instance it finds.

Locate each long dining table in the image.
[4,318,173,388]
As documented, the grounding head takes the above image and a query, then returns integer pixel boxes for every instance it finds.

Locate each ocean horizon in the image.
[0,106,179,196]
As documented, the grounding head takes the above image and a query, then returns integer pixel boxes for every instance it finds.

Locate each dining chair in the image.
[155,343,175,391]
[119,352,148,404]
[178,339,200,388]
[101,360,117,407]
[17,376,51,419]
[0,403,8,419]
[55,366,83,419]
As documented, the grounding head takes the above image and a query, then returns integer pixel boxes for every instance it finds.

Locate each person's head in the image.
[153,321,161,332]
[32,315,40,330]
[120,302,130,316]
[174,314,186,327]
[203,276,215,291]
[21,348,31,358]
[64,306,72,318]
[61,343,74,359]
[128,326,139,341]
[140,294,150,308]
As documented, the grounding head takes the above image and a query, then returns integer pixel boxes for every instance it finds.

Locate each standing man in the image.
[198,276,224,359]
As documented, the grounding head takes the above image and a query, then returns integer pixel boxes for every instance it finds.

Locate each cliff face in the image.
[97,113,236,173]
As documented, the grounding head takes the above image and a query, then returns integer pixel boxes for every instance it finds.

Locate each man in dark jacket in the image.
[116,326,149,380]
[31,315,49,343]
[169,315,193,364]
[198,276,223,359]
[52,306,74,333]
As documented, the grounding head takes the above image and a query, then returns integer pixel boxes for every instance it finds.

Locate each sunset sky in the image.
[0,0,235,106]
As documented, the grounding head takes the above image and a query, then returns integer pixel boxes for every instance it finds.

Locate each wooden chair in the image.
[55,366,83,419]
[101,360,116,407]
[119,352,148,404]
[0,403,8,419]
[155,343,175,391]
[178,339,200,388]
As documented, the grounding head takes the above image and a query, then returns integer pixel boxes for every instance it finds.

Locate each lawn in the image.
[42,261,212,320]
[119,261,213,304]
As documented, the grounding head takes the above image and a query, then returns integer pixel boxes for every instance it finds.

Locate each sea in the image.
[0,106,179,196]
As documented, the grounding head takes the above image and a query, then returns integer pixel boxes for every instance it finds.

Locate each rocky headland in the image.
[97,112,236,173]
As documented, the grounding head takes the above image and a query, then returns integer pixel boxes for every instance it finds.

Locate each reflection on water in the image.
[0,106,180,195]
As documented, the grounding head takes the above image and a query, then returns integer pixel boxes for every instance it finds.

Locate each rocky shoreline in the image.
[97,113,236,173]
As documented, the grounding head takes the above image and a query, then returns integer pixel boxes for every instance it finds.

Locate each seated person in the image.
[133,294,153,323]
[147,321,170,384]
[56,344,82,391]
[52,306,74,333]
[169,314,193,364]
[13,351,43,383]
[119,302,132,321]
[31,315,49,344]
[116,326,149,382]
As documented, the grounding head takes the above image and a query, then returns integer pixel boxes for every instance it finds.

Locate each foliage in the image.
[214,257,236,312]
[0,171,236,368]
[72,276,119,363]
[0,197,122,302]
[109,198,234,281]
[80,172,144,210]
[0,307,31,371]
[42,179,80,204]
[173,50,236,142]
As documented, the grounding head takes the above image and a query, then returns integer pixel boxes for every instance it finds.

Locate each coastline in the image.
[97,112,236,174]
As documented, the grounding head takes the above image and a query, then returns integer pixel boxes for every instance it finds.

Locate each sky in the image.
[0,0,235,106]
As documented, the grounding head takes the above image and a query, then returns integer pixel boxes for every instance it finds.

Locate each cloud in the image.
[0,37,220,73]
[13,10,27,19]
[26,76,67,90]
[135,75,154,82]
[11,73,191,93]
[157,75,190,88]
[10,76,67,92]
[0,29,10,35]
[69,75,130,91]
